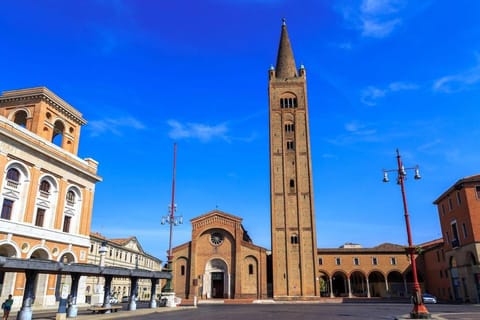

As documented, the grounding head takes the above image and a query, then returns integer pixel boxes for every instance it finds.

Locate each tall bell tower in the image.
[268,20,318,298]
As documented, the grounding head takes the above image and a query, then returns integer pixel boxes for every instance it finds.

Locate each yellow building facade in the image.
[0,87,101,308]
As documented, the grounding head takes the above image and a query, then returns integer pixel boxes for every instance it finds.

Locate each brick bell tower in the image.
[268,19,318,298]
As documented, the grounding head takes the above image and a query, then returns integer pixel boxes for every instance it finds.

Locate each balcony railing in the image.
[6,179,19,189]
[39,190,50,198]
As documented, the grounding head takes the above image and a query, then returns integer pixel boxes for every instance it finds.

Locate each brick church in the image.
[170,21,480,303]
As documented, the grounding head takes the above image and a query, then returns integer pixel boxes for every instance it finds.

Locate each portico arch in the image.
[332,271,348,297]
[368,270,386,297]
[318,271,330,297]
[0,242,19,297]
[350,270,367,297]
[30,248,50,305]
[203,258,229,299]
[55,252,76,301]
[387,270,405,297]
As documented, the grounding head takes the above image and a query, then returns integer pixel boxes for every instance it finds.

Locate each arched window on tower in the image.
[289,179,295,192]
[13,110,28,128]
[248,264,254,275]
[52,120,65,147]
[280,97,298,109]
[290,234,299,244]
[286,141,295,151]
[285,123,295,133]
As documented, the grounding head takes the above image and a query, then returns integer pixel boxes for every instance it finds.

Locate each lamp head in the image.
[414,167,421,180]
[382,171,389,183]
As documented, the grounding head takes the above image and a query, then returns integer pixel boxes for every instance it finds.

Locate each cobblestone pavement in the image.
[9,301,480,320]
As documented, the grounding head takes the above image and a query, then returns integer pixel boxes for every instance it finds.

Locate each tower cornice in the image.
[0,87,87,125]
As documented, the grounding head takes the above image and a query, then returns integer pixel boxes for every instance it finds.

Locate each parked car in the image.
[121,296,129,303]
[109,297,118,304]
[422,293,437,304]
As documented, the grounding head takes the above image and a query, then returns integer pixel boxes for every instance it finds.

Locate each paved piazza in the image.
[108,303,479,320]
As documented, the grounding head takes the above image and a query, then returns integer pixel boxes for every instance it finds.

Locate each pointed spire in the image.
[275,18,297,78]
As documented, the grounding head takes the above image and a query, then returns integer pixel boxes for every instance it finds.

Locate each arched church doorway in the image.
[203,259,229,299]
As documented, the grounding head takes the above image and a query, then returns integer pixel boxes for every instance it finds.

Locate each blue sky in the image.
[2,0,480,261]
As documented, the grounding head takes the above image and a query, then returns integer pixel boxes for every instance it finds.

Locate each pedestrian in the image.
[2,294,13,320]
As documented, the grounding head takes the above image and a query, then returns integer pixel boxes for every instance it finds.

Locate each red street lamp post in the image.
[383,149,430,319]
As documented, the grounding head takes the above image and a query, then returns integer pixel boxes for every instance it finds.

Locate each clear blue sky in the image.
[2,0,480,261]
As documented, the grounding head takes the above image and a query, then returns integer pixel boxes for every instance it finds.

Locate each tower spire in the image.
[275,18,297,78]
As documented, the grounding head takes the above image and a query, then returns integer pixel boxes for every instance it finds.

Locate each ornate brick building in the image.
[172,210,269,300]
[0,87,102,307]
[170,20,430,303]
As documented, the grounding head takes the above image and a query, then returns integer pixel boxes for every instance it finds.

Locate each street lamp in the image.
[383,149,430,319]
[160,143,182,306]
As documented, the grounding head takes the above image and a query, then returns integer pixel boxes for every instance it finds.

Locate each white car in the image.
[422,293,437,304]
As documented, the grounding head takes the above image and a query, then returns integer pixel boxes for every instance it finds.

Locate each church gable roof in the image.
[190,209,243,230]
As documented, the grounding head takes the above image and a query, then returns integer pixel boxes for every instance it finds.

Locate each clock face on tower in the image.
[210,232,224,246]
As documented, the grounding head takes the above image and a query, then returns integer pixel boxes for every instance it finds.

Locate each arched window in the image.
[6,168,20,182]
[52,120,65,147]
[6,168,20,189]
[181,265,185,276]
[248,264,254,275]
[290,234,299,244]
[66,190,75,206]
[39,180,51,197]
[285,123,295,133]
[13,110,28,127]
[280,97,298,109]
[286,141,295,150]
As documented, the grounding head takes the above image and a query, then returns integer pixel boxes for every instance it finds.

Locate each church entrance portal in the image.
[203,259,229,299]
[211,272,224,298]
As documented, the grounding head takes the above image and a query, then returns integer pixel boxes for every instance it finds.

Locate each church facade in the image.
[172,210,269,299]
[171,21,428,302]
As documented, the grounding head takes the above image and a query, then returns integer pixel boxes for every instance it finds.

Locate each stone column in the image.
[385,278,389,296]
[67,273,80,318]
[329,277,334,298]
[102,275,113,312]
[128,277,138,311]
[150,279,158,308]
[17,270,37,320]
[366,278,371,298]
[347,277,352,298]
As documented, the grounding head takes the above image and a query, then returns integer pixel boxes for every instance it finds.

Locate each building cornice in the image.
[0,116,101,182]
[0,87,86,125]
[0,220,91,248]
[433,174,480,204]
